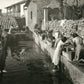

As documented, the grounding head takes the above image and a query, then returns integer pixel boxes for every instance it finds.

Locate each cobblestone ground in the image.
[0,32,73,84]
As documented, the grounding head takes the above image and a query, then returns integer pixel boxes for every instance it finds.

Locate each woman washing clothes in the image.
[71,33,84,61]
[52,34,67,71]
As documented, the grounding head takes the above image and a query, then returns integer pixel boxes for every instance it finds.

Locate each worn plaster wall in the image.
[26,1,37,30]
[20,3,25,17]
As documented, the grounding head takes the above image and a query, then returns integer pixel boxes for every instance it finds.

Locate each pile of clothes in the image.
[45,19,84,39]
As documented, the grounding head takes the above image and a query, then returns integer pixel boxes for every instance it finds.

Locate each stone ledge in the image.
[33,33,84,84]
[61,56,84,84]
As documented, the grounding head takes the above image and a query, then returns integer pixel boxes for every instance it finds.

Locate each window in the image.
[31,11,32,19]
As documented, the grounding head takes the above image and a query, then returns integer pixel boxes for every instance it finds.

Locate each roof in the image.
[24,0,51,7]
[24,0,31,7]
[43,0,60,9]
[5,0,25,8]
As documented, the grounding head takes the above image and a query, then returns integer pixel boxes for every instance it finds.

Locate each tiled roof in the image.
[25,0,51,8]
[24,0,31,7]
[5,0,25,8]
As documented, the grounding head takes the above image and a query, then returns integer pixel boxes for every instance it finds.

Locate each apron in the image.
[52,40,64,65]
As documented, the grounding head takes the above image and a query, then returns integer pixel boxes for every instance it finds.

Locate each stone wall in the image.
[33,32,84,84]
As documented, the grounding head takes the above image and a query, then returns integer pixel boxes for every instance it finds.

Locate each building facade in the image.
[5,1,25,17]
[24,0,63,31]
[24,0,84,31]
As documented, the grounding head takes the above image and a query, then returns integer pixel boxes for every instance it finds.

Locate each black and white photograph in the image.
[0,0,84,84]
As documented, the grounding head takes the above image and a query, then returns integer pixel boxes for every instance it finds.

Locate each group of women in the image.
[52,31,84,71]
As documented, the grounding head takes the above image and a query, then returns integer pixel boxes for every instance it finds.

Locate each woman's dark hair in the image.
[71,33,78,38]
[61,36,67,42]
[34,24,38,29]
[11,25,13,27]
